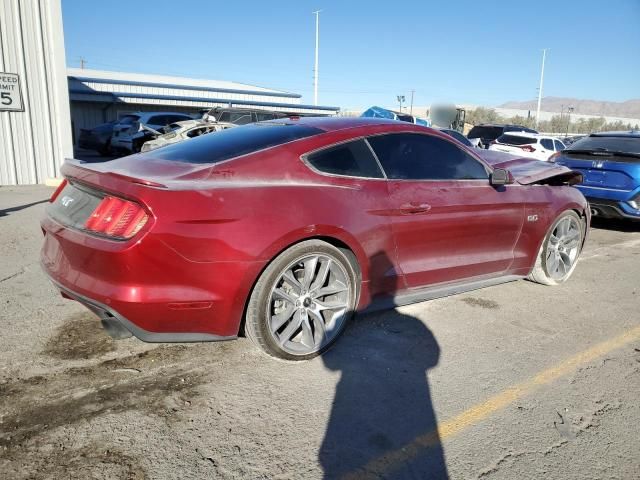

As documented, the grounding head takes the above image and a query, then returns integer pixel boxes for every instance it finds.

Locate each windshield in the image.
[142,123,323,164]
[568,135,640,154]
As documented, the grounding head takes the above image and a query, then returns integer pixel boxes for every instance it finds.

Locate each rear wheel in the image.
[528,211,585,286]
[245,240,359,360]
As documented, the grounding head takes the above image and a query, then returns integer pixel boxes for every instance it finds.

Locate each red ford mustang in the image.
[41,117,589,359]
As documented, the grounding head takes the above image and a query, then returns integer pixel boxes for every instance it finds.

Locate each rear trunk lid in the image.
[554,152,640,191]
[47,180,105,233]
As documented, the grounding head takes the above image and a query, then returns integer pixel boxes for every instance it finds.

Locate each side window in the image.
[554,140,565,151]
[148,115,170,126]
[540,139,554,150]
[256,113,276,121]
[367,133,488,180]
[186,127,208,138]
[229,112,253,125]
[306,140,384,178]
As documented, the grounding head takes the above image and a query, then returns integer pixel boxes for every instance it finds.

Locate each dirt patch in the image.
[4,445,147,480]
[42,312,116,360]
[0,346,207,454]
[461,297,500,309]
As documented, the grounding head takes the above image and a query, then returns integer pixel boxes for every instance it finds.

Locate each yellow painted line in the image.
[344,324,640,480]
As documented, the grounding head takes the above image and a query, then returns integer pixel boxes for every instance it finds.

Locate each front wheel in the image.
[245,240,359,360]
[528,210,585,286]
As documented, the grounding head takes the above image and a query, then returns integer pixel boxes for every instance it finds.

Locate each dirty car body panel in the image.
[41,117,590,342]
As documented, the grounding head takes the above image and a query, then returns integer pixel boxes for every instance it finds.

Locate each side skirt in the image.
[360,274,524,314]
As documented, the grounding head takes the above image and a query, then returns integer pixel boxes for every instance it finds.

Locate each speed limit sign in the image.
[0,73,23,112]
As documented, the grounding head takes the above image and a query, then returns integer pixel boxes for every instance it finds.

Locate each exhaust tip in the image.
[591,208,599,216]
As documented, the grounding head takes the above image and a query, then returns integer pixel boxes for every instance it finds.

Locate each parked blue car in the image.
[552,131,640,220]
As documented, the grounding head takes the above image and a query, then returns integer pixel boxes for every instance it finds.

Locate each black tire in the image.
[245,240,359,360]
[528,210,585,286]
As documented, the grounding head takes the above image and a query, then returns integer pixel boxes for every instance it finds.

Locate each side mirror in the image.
[490,168,512,186]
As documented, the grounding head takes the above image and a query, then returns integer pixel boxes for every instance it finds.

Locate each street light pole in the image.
[313,10,321,106]
[409,89,415,115]
[535,48,548,129]
[397,95,405,112]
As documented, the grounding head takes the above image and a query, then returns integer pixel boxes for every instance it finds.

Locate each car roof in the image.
[173,119,202,128]
[473,123,529,128]
[589,130,640,138]
[265,116,417,133]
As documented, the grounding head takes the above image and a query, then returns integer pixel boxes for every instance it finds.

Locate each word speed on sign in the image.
[0,73,23,112]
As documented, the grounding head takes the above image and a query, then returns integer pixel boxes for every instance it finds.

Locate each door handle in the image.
[400,203,432,214]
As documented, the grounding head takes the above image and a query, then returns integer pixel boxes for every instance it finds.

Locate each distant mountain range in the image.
[499,97,640,119]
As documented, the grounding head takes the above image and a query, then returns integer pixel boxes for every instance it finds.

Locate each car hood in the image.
[475,150,583,185]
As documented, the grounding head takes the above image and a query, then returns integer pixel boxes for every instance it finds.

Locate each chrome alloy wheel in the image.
[545,216,582,280]
[267,254,352,356]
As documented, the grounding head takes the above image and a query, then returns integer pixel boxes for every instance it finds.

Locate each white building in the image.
[0,0,73,186]
[0,1,339,186]
[68,68,339,146]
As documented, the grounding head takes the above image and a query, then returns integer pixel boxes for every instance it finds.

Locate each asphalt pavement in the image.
[0,185,638,480]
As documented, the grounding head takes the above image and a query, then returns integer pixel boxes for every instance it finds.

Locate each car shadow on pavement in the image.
[591,217,640,233]
[319,252,448,479]
[0,199,48,218]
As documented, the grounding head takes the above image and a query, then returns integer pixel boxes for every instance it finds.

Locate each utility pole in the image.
[313,10,321,106]
[80,57,86,69]
[565,106,574,137]
[535,48,548,129]
[397,95,405,112]
[409,89,415,115]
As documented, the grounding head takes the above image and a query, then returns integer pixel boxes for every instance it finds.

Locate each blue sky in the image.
[62,0,640,109]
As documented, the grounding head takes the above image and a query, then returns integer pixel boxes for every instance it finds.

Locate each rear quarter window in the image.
[305,140,384,178]
[143,123,323,164]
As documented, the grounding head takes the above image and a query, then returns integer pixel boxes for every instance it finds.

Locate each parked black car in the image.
[467,124,538,149]
[77,121,117,156]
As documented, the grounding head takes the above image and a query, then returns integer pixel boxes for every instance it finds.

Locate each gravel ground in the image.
[1,185,639,479]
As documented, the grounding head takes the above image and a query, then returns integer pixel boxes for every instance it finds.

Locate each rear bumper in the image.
[49,279,235,342]
[40,214,263,340]
[586,197,640,220]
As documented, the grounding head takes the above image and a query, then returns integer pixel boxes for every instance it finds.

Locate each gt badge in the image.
[527,214,539,222]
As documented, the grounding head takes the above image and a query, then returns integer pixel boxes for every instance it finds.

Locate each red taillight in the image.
[520,145,536,152]
[50,179,68,203]
[84,196,148,239]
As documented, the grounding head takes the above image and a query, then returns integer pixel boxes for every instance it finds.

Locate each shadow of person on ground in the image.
[319,251,448,479]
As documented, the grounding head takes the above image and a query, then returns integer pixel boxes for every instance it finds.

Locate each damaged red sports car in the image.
[41,117,589,359]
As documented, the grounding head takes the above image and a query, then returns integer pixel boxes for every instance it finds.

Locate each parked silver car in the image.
[111,112,194,153]
[140,120,231,152]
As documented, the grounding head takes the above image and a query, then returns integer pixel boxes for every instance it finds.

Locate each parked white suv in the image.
[111,112,194,154]
[489,132,566,161]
